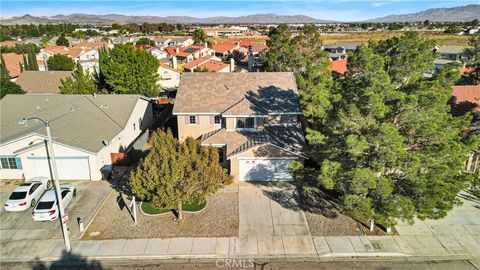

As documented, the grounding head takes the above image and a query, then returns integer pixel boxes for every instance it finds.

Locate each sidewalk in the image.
[2,233,479,263]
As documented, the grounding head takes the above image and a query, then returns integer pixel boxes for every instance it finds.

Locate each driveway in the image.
[238,182,310,237]
[0,180,111,243]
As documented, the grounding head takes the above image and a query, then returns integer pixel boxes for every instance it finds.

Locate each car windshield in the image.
[9,192,27,200]
[36,201,55,210]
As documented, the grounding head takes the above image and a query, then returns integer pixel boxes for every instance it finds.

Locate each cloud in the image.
[371,2,385,7]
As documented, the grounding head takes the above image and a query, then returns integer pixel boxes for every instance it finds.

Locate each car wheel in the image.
[31,199,36,208]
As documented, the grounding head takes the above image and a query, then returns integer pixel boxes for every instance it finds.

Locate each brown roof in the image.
[201,126,305,157]
[74,42,111,48]
[2,53,24,78]
[160,63,179,73]
[173,72,300,115]
[44,46,84,60]
[212,43,237,54]
[452,85,480,112]
[331,59,347,74]
[182,55,213,70]
[249,44,268,53]
[199,60,229,72]
[0,41,20,47]
[15,71,73,94]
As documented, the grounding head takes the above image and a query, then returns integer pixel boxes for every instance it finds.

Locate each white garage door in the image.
[29,157,91,180]
[239,159,295,181]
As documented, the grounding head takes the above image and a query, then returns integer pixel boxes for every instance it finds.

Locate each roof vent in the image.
[104,105,109,109]
[36,105,40,109]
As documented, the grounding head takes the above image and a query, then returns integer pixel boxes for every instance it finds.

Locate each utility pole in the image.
[19,117,71,252]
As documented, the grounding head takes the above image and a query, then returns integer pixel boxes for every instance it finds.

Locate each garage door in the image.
[239,159,295,181]
[28,157,91,180]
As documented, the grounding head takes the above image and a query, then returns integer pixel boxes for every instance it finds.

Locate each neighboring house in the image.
[0,41,20,47]
[76,49,99,74]
[175,45,215,64]
[181,55,225,72]
[451,85,480,175]
[149,48,168,60]
[172,72,306,182]
[74,41,114,49]
[202,27,244,37]
[434,45,469,70]
[39,46,84,62]
[153,37,171,48]
[14,71,72,94]
[168,37,194,48]
[158,64,180,89]
[211,42,240,59]
[322,42,361,60]
[0,94,153,181]
[1,53,24,80]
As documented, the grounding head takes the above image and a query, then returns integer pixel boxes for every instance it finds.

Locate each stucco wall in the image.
[177,115,219,141]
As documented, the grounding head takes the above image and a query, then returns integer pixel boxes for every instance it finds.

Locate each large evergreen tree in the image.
[0,78,24,99]
[55,34,69,47]
[464,36,480,84]
[47,54,75,71]
[97,44,160,96]
[60,63,97,94]
[0,53,10,79]
[295,32,479,228]
[130,130,231,221]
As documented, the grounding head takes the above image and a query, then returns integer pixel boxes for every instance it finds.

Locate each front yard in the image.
[82,190,238,240]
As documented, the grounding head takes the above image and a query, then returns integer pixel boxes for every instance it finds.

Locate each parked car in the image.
[32,185,76,222]
[4,177,52,212]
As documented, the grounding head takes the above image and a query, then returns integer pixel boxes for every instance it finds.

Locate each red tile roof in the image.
[165,47,183,56]
[452,85,480,112]
[1,53,24,78]
[182,55,213,70]
[0,41,19,47]
[74,42,111,48]
[330,59,347,74]
[199,60,230,72]
[211,42,237,54]
[239,41,252,47]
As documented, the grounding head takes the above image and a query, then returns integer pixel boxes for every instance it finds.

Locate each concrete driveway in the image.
[239,182,310,237]
[0,180,111,243]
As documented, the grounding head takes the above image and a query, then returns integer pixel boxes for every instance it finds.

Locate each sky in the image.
[1,0,479,22]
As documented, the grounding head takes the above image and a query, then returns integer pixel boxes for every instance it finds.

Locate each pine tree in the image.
[60,63,97,94]
[0,54,10,79]
[130,130,231,221]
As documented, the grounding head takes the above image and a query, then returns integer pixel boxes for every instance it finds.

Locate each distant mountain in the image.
[1,13,327,25]
[365,4,480,23]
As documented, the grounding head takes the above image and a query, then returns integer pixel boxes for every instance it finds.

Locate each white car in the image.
[4,177,52,212]
[32,184,76,222]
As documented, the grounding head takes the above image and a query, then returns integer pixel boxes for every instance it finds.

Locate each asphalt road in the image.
[2,258,479,270]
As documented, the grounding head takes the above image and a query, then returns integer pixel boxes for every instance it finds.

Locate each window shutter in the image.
[15,157,23,170]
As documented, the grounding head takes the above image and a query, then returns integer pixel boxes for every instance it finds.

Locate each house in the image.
[0,41,20,47]
[1,53,24,80]
[149,48,168,60]
[76,49,99,74]
[330,59,347,74]
[39,46,84,61]
[175,45,215,64]
[211,42,240,59]
[434,45,469,70]
[322,42,361,60]
[158,64,180,89]
[172,72,306,182]
[0,94,153,181]
[73,41,114,49]
[181,55,225,72]
[202,27,244,37]
[153,37,171,48]
[14,71,72,94]
[168,37,194,48]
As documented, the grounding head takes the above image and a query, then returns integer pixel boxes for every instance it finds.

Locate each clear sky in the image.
[1,1,479,22]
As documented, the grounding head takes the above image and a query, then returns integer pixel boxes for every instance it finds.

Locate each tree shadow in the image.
[449,96,478,117]
[29,250,104,270]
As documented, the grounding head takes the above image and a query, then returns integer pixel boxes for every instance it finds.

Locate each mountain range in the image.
[1,4,479,25]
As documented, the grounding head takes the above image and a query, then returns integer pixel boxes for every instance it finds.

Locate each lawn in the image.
[141,200,207,215]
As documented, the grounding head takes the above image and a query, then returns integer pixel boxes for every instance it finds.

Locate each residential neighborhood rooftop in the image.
[173,72,300,114]
[0,94,148,153]
[14,71,72,94]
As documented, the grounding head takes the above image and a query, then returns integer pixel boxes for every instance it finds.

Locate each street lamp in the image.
[18,117,71,252]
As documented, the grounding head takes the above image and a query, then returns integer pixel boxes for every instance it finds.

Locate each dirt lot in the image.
[82,191,238,240]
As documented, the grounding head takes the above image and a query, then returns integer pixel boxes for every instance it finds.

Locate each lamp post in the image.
[19,117,71,252]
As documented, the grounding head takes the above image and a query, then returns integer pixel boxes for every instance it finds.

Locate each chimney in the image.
[175,47,179,54]
[230,57,235,72]
[172,56,178,70]
[236,41,240,47]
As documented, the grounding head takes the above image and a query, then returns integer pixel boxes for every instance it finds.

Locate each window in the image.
[61,190,69,199]
[214,115,221,125]
[189,115,196,125]
[218,148,224,163]
[236,117,255,129]
[0,157,18,169]
[29,183,40,195]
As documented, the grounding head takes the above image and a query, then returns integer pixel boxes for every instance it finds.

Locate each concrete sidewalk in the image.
[2,234,479,263]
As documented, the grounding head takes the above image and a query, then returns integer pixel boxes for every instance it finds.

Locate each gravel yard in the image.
[82,190,238,240]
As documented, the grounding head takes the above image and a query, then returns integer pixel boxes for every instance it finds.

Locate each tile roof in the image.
[198,60,229,72]
[200,126,305,157]
[74,42,111,48]
[248,44,268,53]
[331,59,347,74]
[15,71,73,94]
[452,85,480,112]
[173,72,300,115]
[0,41,19,47]
[160,63,179,73]
[165,47,181,56]
[239,41,252,47]
[1,52,24,78]
[212,43,237,54]
[0,94,147,153]
[182,55,213,70]
[44,46,84,60]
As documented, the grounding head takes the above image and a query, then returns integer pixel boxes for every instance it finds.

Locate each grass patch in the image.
[141,200,207,215]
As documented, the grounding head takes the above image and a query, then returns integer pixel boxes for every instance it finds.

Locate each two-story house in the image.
[434,45,470,70]
[172,72,306,182]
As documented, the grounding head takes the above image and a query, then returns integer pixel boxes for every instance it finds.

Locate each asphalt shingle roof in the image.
[15,71,73,94]
[0,94,146,153]
[173,72,300,115]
